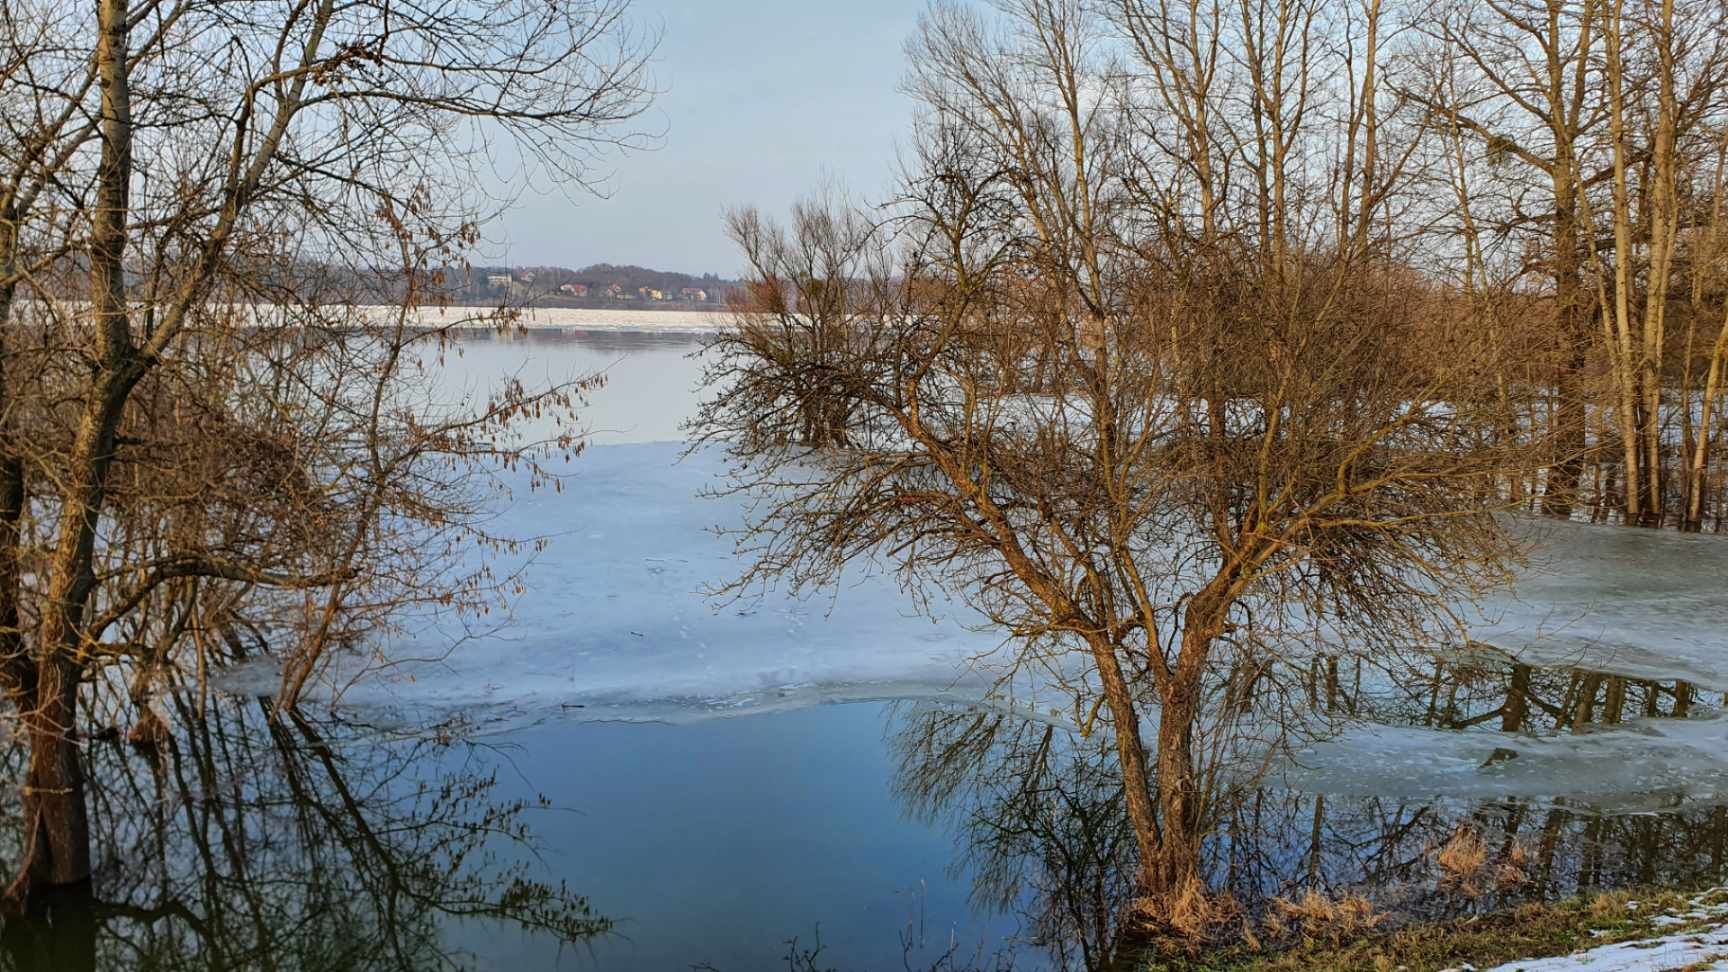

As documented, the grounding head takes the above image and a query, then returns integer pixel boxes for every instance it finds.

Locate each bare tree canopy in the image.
[693,0,1550,909]
[699,0,1728,935]
[0,0,652,907]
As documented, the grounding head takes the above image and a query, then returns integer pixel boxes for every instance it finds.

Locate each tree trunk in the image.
[0,880,95,972]
[1151,676,1203,893]
[1603,676,1625,724]
[1147,599,1223,896]
[1087,636,1164,894]
[1686,306,1728,531]
[9,657,90,901]
[1544,128,1589,520]
[3,0,136,907]
[1571,671,1603,732]
[1501,664,1531,732]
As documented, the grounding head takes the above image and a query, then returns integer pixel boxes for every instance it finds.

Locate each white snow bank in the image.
[398,305,729,331]
[1443,890,1728,971]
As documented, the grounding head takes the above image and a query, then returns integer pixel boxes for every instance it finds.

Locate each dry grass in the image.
[1433,827,1529,895]
[1147,886,1714,972]
[1434,827,1490,893]
[1263,890,1386,944]
[1131,878,1244,953]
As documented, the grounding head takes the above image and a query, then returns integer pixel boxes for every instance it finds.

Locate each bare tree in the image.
[0,0,651,907]
[694,196,892,451]
[1415,0,1728,527]
[694,0,1529,908]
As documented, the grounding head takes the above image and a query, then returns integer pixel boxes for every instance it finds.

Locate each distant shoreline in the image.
[400,305,731,332]
[3,300,734,333]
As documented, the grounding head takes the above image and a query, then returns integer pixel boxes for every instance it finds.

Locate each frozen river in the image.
[190,326,1728,970]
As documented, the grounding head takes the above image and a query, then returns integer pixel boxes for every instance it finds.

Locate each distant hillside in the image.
[440,263,742,309]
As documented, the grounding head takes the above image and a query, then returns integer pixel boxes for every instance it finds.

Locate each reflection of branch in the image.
[93,898,210,941]
[60,692,608,969]
[278,708,419,965]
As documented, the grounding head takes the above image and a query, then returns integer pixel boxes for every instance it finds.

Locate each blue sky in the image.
[491,0,926,276]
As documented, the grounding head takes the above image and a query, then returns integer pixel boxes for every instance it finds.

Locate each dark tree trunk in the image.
[1,0,134,908]
[10,656,91,903]
[1501,663,1531,732]
[1543,159,1588,520]
[1571,671,1603,732]
[1088,636,1164,894]
[0,881,95,972]
[1147,600,1222,897]
[1151,680,1202,894]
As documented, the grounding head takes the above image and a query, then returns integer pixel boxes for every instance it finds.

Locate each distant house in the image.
[602,283,625,299]
[679,287,708,302]
[560,283,589,297]
[638,286,665,301]
[486,273,512,289]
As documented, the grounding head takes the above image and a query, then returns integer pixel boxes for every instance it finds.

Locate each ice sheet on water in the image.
[1285,713,1728,812]
[1242,518,1728,811]
[217,442,1037,726]
[1473,519,1728,691]
[211,439,1728,733]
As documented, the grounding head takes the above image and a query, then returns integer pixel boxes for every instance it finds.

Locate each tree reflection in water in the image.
[0,692,607,971]
[892,706,1135,971]
[887,674,1728,971]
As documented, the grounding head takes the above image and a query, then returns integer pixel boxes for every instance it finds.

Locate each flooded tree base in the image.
[0,882,96,972]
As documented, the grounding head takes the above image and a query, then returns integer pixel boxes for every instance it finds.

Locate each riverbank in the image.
[1155,887,1728,972]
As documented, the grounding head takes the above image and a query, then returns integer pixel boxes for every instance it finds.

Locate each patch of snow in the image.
[1443,889,1728,971]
